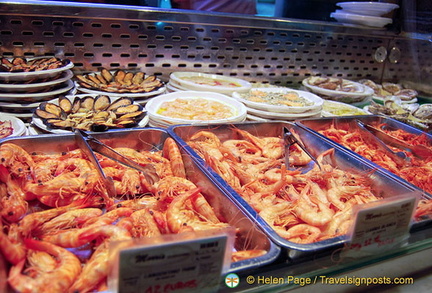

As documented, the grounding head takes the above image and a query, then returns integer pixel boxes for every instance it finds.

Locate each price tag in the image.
[109,228,234,293]
[342,192,419,259]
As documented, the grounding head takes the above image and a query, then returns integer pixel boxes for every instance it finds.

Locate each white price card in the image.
[342,192,420,259]
[109,228,235,293]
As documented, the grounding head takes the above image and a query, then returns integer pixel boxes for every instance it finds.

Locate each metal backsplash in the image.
[0,1,431,90]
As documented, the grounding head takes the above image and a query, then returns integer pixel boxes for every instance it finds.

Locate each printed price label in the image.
[114,232,231,293]
[342,192,419,258]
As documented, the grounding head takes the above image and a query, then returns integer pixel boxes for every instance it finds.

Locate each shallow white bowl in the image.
[0,57,74,82]
[331,10,392,28]
[337,2,399,16]
[145,91,247,126]
[0,114,26,137]
[232,88,324,114]
[302,77,374,100]
[169,72,252,95]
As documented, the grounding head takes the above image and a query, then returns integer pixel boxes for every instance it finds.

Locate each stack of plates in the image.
[232,87,324,121]
[0,57,75,122]
[167,71,252,95]
[302,77,374,104]
[145,91,247,128]
[331,2,399,28]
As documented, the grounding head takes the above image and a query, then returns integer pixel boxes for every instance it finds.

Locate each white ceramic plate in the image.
[372,95,418,104]
[0,70,74,93]
[337,2,399,16]
[321,100,370,117]
[145,91,247,126]
[169,72,252,95]
[302,77,374,99]
[0,114,26,137]
[32,94,148,134]
[331,10,392,28]
[0,79,75,102]
[246,106,322,119]
[0,57,74,82]
[246,113,269,122]
[232,88,324,114]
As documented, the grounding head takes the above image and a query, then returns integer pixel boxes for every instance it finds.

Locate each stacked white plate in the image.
[232,87,324,121]
[0,57,75,122]
[331,2,399,28]
[167,71,252,95]
[145,91,247,127]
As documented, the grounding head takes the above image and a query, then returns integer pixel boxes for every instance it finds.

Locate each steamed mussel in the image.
[76,68,164,93]
[34,95,146,132]
[0,57,70,73]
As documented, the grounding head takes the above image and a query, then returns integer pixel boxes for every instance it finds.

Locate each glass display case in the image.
[0,0,431,292]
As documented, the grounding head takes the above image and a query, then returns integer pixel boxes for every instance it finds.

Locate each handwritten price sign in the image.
[342,192,419,258]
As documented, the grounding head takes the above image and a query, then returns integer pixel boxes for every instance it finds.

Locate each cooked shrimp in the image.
[8,239,82,293]
[0,143,35,178]
[0,223,25,265]
[163,137,186,179]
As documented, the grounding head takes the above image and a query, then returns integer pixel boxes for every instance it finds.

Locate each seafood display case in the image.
[168,121,428,255]
[1,0,432,292]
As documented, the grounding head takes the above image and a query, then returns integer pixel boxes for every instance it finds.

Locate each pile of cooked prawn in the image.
[0,138,264,292]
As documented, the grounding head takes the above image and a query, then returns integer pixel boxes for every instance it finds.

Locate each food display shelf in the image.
[1,1,432,292]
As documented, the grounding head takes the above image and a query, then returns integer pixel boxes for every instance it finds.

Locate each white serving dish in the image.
[246,106,321,120]
[0,58,74,82]
[32,94,149,134]
[169,72,252,95]
[321,100,370,117]
[145,91,247,126]
[0,70,73,93]
[302,77,374,100]
[337,2,399,16]
[0,114,26,137]
[331,10,392,28]
[0,79,75,102]
[232,88,324,114]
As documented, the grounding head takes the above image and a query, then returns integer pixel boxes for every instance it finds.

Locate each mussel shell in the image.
[114,104,143,115]
[117,111,145,121]
[101,68,113,83]
[58,96,73,113]
[34,108,59,120]
[93,95,111,112]
[80,96,95,111]
[106,97,134,111]
[90,123,110,132]
[114,70,126,84]
[39,102,64,118]
[132,72,145,84]
[71,97,82,113]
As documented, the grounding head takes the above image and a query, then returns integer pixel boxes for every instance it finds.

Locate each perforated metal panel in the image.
[0,1,431,89]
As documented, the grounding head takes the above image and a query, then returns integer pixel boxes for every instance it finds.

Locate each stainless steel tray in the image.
[0,128,280,273]
[296,115,432,199]
[168,121,426,253]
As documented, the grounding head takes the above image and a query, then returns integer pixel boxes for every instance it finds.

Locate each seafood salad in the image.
[157,98,236,120]
[239,89,314,107]
[0,138,264,292]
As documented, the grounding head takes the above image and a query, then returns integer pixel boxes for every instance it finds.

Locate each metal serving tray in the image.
[168,121,425,254]
[0,128,280,273]
[296,115,432,199]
